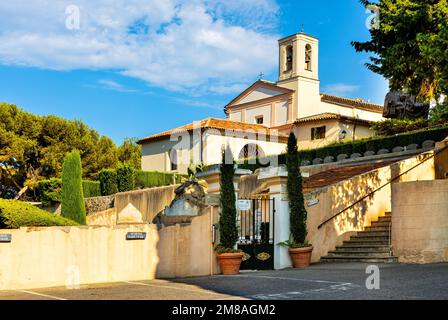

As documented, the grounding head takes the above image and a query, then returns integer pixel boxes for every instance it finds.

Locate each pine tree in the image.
[286,133,307,244]
[218,146,238,249]
[61,150,86,224]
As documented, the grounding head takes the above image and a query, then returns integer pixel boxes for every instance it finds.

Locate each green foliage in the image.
[134,170,185,189]
[214,245,243,254]
[99,169,118,196]
[36,178,100,205]
[352,0,448,101]
[286,133,307,245]
[118,138,141,169]
[116,163,135,192]
[430,101,448,123]
[61,150,86,225]
[371,119,429,136]
[82,180,101,198]
[37,178,62,206]
[0,199,78,228]
[0,103,118,199]
[218,147,238,249]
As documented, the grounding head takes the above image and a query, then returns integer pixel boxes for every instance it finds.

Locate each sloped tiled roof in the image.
[303,161,396,191]
[321,94,384,114]
[138,118,289,144]
[294,113,373,125]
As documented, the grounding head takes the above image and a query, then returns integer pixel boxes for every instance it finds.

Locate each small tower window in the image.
[305,44,312,71]
[285,45,293,72]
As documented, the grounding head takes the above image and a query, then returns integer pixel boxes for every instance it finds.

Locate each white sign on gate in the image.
[237,199,251,211]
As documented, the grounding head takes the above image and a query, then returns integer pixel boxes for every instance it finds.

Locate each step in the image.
[369,221,391,228]
[344,239,390,246]
[327,250,392,258]
[335,245,391,252]
[378,216,392,222]
[365,226,390,232]
[355,230,389,237]
[320,256,398,263]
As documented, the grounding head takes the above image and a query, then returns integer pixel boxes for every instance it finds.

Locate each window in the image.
[170,149,178,171]
[311,126,326,140]
[255,116,264,125]
[285,45,293,72]
[305,44,312,71]
[238,144,265,160]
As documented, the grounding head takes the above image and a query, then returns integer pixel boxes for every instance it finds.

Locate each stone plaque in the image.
[0,234,12,243]
[126,232,147,240]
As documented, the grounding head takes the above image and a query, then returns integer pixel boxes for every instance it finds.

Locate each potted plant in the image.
[280,133,313,268]
[216,146,243,275]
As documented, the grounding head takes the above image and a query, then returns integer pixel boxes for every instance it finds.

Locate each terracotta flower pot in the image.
[217,252,244,275]
[289,246,313,268]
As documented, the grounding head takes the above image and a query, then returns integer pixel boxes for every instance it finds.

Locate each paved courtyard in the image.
[1,262,447,300]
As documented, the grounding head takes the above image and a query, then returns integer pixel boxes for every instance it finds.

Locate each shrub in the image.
[37,178,62,206]
[61,150,86,225]
[371,119,429,136]
[218,146,238,250]
[286,133,307,245]
[82,180,101,198]
[134,170,185,189]
[99,169,118,196]
[0,199,78,228]
[116,163,135,192]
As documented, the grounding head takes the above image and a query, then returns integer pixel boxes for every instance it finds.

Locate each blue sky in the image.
[0,0,388,144]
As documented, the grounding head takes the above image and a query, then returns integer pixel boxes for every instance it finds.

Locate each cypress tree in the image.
[286,133,307,244]
[61,150,86,224]
[219,146,238,249]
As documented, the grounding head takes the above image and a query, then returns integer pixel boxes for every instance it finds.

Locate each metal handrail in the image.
[317,147,443,229]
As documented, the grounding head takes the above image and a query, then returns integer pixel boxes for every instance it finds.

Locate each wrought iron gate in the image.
[237,198,275,270]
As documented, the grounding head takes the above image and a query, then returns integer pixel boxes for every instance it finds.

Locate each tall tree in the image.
[219,146,238,249]
[61,150,86,224]
[286,133,307,244]
[352,0,448,102]
[117,138,141,169]
[0,103,120,198]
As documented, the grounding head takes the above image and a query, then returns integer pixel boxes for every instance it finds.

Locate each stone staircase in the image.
[321,212,398,263]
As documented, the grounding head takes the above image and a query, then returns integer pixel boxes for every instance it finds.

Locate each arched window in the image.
[285,45,293,72]
[169,148,178,171]
[305,44,312,71]
[238,144,265,160]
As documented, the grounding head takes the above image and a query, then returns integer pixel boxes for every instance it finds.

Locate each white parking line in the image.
[16,290,67,300]
[123,281,226,297]
[229,274,351,285]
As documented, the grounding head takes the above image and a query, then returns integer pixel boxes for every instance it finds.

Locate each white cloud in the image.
[322,83,360,96]
[0,0,279,95]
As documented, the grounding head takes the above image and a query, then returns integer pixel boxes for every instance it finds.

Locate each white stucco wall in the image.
[245,104,272,126]
[238,87,284,104]
[275,100,289,126]
[229,111,242,122]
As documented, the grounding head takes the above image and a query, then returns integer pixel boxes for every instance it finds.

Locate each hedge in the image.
[82,180,101,198]
[0,199,78,228]
[37,179,101,206]
[116,163,135,192]
[99,169,118,196]
[134,170,185,189]
[238,125,448,170]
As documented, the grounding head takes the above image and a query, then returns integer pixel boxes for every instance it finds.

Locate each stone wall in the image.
[392,180,448,263]
[84,195,114,214]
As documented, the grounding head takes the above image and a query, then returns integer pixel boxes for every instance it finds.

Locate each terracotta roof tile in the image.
[321,94,384,114]
[303,161,396,191]
[138,118,289,144]
[294,113,373,125]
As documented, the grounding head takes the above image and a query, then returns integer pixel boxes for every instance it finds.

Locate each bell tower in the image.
[277,32,321,119]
